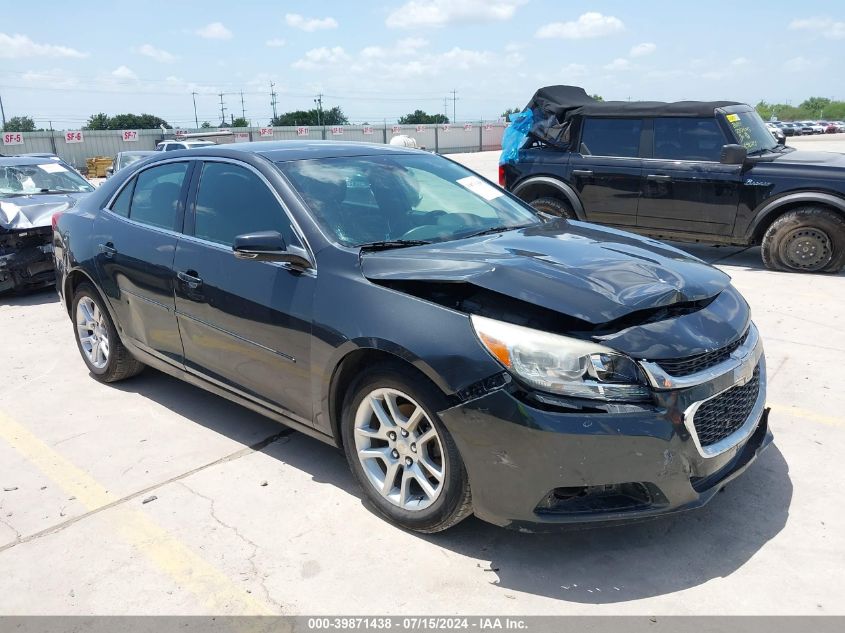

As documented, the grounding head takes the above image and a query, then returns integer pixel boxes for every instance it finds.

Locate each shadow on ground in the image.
[110,365,791,605]
[0,286,60,308]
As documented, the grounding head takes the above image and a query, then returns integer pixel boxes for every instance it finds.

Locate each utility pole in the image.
[0,90,6,130]
[218,93,227,127]
[450,89,458,123]
[191,92,199,129]
[270,82,278,122]
[314,93,323,127]
[240,90,246,122]
[443,97,449,121]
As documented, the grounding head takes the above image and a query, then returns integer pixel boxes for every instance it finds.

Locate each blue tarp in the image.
[499,109,533,165]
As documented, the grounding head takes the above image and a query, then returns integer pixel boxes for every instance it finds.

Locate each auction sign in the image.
[2,131,24,146]
[65,130,84,143]
[259,128,274,137]
[331,126,344,136]
[296,126,310,137]
[363,126,374,135]
[121,130,139,142]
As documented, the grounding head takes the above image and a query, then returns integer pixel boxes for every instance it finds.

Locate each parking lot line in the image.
[0,410,277,614]
[769,403,844,429]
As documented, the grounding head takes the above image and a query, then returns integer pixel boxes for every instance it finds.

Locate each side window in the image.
[110,178,135,217]
[653,118,726,161]
[580,118,643,157]
[193,162,298,247]
[128,162,188,230]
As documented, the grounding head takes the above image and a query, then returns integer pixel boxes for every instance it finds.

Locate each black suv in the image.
[500,86,845,273]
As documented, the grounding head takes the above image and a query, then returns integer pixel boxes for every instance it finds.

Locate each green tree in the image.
[800,97,832,117]
[271,105,349,126]
[231,117,249,127]
[200,121,212,128]
[3,115,36,132]
[398,109,449,124]
[83,113,110,130]
[590,94,604,102]
[501,107,522,120]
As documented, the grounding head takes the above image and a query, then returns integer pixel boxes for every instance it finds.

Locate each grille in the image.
[692,365,760,447]
[657,329,749,377]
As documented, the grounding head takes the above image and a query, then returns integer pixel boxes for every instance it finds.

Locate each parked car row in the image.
[771,120,845,135]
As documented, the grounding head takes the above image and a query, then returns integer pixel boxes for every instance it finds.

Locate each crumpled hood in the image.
[0,192,88,231]
[361,220,731,325]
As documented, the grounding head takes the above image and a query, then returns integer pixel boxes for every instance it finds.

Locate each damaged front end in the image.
[0,226,56,294]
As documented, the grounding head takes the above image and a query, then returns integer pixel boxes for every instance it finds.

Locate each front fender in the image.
[746,191,845,240]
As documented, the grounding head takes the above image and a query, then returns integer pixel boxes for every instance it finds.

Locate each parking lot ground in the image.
[1,149,844,616]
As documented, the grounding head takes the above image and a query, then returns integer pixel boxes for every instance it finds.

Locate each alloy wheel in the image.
[76,296,110,369]
[353,388,445,511]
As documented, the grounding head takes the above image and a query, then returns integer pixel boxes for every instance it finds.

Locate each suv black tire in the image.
[341,361,473,533]
[71,283,145,382]
[529,196,576,219]
[761,207,845,273]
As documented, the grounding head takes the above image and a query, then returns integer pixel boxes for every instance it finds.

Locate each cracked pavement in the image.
[0,148,843,615]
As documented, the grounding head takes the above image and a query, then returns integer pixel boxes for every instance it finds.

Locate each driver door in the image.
[173,159,315,425]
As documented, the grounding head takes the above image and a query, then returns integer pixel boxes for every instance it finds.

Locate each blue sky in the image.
[1,1,843,129]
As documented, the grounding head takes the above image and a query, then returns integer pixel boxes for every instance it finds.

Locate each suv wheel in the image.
[341,362,473,533]
[529,196,576,219]
[72,283,144,382]
[761,207,845,273]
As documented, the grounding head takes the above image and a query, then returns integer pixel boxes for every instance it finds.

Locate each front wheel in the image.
[72,283,145,382]
[341,362,472,533]
[529,196,576,220]
[761,207,845,273]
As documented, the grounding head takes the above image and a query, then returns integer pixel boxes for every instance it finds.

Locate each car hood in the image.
[361,220,731,325]
[0,192,88,230]
[769,149,845,167]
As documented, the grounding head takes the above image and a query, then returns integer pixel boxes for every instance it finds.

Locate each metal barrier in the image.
[2,123,507,170]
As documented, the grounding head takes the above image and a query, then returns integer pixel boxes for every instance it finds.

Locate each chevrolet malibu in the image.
[53,142,771,532]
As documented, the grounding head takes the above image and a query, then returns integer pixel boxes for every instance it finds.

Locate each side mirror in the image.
[106,167,114,178]
[720,144,748,165]
[778,135,786,146]
[232,230,312,268]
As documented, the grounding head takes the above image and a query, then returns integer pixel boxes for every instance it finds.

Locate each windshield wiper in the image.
[358,239,432,251]
[457,224,533,240]
[38,188,80,194]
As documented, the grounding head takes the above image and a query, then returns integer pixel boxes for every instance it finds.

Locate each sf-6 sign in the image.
[3,132,24,146]
[65,131,84,143]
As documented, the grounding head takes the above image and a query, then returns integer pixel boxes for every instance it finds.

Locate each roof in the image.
[169,140,422,162]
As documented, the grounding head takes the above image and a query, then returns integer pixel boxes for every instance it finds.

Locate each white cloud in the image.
[285,14,338,32]
[266,38,286,48]
[789,17,845,39]
[111,65,138,80]
[730,56,750,67]
[0,32,88,59]
[783,56,814,72]
[604,58,631,71]
[195,22,232,40]
[536,12,624,39]
[629,42,656,57]
[361,37,428,59]
[137,43,176,63]
[386,0,526,29]
[292,46,350,70]
[561,63,588,78]
[20,68,79,88]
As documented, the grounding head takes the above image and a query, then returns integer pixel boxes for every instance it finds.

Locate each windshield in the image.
[117,153,150,170]
[723,110,778,153]
[0,161,94,198]
[276,153,540,247]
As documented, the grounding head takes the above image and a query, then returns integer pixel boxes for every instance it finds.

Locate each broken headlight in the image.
[471,315,651,402]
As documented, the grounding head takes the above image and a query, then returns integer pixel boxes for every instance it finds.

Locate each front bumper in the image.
[0,228,55,293]
[439,338,771,530]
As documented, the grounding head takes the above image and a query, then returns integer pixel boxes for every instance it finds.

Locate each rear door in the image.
[94,160,193,365]
[637,117,740,236]
[568,117,643,226]
[172,159,315,424]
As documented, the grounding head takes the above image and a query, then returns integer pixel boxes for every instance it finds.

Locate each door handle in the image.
[177,271,203,290]
[572,169,593,177]
[646,174,672,182]
[98,242,117,258]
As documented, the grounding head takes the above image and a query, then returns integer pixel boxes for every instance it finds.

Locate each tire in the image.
[340,361,472,533]
[529,196,576,220]
[71,282,144,382]
[761,207,845,273]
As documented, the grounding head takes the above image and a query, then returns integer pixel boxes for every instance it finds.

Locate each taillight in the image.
[498,164,506,187]
[51,211,64,231]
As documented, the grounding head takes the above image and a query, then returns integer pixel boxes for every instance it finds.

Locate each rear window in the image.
[580,118,642,157]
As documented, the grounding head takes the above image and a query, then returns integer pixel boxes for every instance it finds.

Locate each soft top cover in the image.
[524,85,744,146]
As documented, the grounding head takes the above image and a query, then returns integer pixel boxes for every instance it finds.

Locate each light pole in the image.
[191,92,199,129]
[314,93,323,127]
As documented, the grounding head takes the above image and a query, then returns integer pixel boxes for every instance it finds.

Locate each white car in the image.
[155,140,216,151]
[801,121,825,134]
[765,122,785,143]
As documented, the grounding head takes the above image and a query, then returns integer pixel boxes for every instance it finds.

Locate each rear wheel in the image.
[761,207,845,273]
[72,283,144,382]
[529,196,576,220]
[341,362,472,533]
